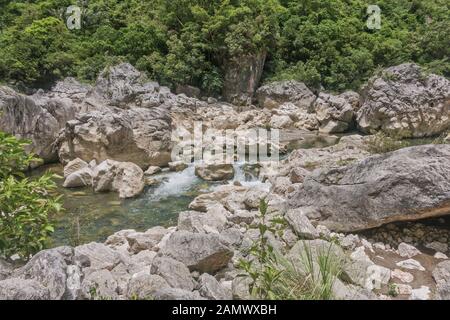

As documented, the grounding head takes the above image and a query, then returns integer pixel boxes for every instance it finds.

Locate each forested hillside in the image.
[0,0,448,94]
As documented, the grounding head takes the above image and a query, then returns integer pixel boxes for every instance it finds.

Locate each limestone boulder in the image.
[357,63,450,138]
[288,145,450,232]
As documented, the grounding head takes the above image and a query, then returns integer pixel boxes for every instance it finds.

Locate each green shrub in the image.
[0,132,61,260]
[238,199,343,300]
[1,0,448,93]
[388,283,399,297]
[238,199,286,299]
[274,242,343,300]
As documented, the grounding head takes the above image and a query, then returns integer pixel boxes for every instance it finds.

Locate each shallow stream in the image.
[32,130,342,247]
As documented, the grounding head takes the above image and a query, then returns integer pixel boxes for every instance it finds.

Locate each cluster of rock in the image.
[363,220,450,253]
[0,86,76,163]
[1,62,450,300]
[1,63,449,179]
[3,139,450,300]
[195,64,450,140]
[63,158,145,199]
[2,178,450,300]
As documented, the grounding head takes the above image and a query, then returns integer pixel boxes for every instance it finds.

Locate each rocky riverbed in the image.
[1,62,450,300]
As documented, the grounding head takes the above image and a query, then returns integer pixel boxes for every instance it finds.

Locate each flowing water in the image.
[32,162,264,247]
[31,131,341,247]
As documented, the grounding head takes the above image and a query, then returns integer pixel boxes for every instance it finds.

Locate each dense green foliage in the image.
[0,0,448,93]
[0,132,61,260]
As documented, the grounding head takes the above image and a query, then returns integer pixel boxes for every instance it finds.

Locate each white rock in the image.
[365,265,391,291]
[198,273,232,300]
[127,273,169,299]
[410,286,431,300]
[361,239,374,253]
[270,115,293,129]
[74,242,121,271]
[144,166,161,176]
[432,260,450,286]
[434,252,448,260]
[150,257,194,291]
[350,246,372,264]
[316,225,331,238]
[285,208,319,239]
[396,259,425,271]
[81,269,119,300]
[63,167,93,188]
[397,284,413,295]
[340,234,360,250]
[126,229,166,254]
[64,158,88,178]
[158,230,233,273]
[397,242,421,258]
[392,269,414,283]
[177,209,227,234]
[373,242,386,250]
[92,160,145,198]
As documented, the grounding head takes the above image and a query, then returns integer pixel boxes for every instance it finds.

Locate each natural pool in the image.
[32,130,344,247]
[32,163,262,247]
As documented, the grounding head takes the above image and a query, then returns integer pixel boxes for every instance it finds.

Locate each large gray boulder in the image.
[125,227,169,253]
[195,162,235,181]
[57,107,172,168]
[13,247,74,300]
[0,278,50,300]
[0,86,76,163]
[332,278,377,300]
[90,63,206,112]
[159,231,233,273]
[432,260,450,300]
[48,77,91,104]
[89,62,184,109]
[314,92,357,133]
[280,135,370,182]
[74,242,122,271]
[285,208,319,239]
[256,80,316,110]
[80,269,119,300]
[357,63,450,138]
[127,273,169,299]
[150,257,194,291]
[63,167,93,188]
[177,210,228,234]
[92,63,147,107]
[198,273,232,300]
[92,160,145,198]
[63,158,93,188]
[288,144,450,232]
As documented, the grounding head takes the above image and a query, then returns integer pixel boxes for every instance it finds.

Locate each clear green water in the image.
[31,131,344,247]
[31,165,211,247]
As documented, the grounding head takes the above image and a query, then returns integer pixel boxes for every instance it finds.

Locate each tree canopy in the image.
[0,0,448,93]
